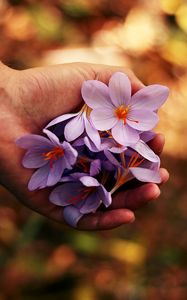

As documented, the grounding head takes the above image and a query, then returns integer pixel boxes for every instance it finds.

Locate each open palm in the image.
[0,62,169,230]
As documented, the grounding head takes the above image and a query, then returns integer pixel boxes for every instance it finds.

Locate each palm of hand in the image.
[0,63,168,230]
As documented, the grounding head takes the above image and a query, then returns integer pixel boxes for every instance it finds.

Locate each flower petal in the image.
[28,164,50,191]
[109,72,131,107]
[43,129,60,146]
[64,114,84,141]
[45,112,79,128]
[98,186,112,207]
[84,137,99,152]
[104,150,121,167]
[84,116,101,148]
[127,109,159,131]
[112,121,139,146]
[47,158,64,186]
[90,159,101,176]
[91,108,117,130]
[81,80,113,109]
[140,131,156,142]
[16,134,52,149]
[130,167,161,183]
[132,140,159,163]
[22,150,47,168]
[80,176,100,187]
[131,85,169,111]
[63,206,83,228]
[49,182,83,206]
[79,193,101,214]
[62,141,78,165]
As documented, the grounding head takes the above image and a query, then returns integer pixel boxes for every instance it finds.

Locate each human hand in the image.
[0,62,169,230]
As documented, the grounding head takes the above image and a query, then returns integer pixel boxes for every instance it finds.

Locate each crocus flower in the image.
[49,175,112,227]
[16,129,78,191]
[105,139,161,194]
[82,72,169,146]
[45,105,101,148]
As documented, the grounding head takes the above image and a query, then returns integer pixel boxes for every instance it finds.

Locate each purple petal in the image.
[81,80,113,109]
[109,72,131,107]
[80,176,100,187]
[130,167,161,183]
[132,140,159,163]
[131,85,169,111]
[91,108,117,130]
[22,150,47,168]
[47,158,64,186]
[84,137,99,152]
[72,137,85,147]
[49,182,83,206]
[84,116,101,148]
[79,193,101,214]
[60,172,87,182]
[63,206,83,228]
[45,112,79,128]
[127,109,159,131]
[98,186,112,207]
[43,129,60,146]
[62,141,78,165]
[64,114,84,141]
[16,134,52,149]
[104,150,121,167]
[28,164,50,191]
[90,159,101,176]
[140,131,156,142]
[112,121,139,146]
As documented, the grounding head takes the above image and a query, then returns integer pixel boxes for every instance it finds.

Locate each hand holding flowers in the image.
[16,71,169,228]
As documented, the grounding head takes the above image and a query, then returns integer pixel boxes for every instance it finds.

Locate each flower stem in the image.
[110,169,128,194]
[120,152,126,168]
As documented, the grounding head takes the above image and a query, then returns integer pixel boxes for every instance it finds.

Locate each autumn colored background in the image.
[0,0,187,299]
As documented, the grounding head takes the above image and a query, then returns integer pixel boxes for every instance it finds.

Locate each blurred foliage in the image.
[0,0,187,299]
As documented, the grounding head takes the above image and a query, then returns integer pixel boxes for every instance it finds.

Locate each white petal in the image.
[64,114,84,141]
[131,140,159,162]
[127,109,159,131]
[112,121,139,146]
[43,129,60,146]
[109,72,131,107]
[130,167,161,183]
[81,80,113,109]
[84,116,101,148]
[45,112,79,128]
[91,108,117,130]
[131,85,169,111]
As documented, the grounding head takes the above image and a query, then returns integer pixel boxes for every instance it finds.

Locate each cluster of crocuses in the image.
[16,72,169,227]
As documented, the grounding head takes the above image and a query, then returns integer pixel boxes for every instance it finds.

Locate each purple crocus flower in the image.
[45,105,101,148]
[125,142,161,183]
[82,72,169,146]
[106,139,161,188]
[16,129,78,191]
[49,175,112,227]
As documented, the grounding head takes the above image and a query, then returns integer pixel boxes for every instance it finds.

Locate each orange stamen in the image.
[68,187,96,204]
[115,105,139,124]
[43,147,64,168]
[115,105,129,124]
[128,153,144,168]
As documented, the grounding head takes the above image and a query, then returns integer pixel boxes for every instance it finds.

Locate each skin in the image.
[0,62,169,230]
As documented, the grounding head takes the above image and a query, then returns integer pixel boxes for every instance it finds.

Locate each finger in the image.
[111,168,169,210]
[148,133,165,156]
[77,209,135,231]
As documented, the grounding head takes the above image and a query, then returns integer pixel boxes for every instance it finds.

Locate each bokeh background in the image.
[0,0,187,299]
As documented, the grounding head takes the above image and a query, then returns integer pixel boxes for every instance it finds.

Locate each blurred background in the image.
[0,0,187,299]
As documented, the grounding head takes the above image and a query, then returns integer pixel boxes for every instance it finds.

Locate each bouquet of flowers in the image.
[16,72,169,227]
